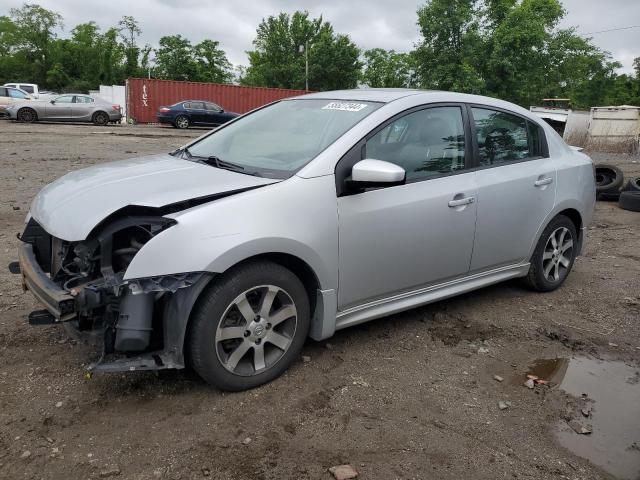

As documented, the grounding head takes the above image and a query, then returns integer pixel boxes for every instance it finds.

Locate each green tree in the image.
[118,16,142,77]
[361,48,417,88]
[193,39,233,83]
[7,3,63,85]
[244,11,361,90]
[154,34,197,80]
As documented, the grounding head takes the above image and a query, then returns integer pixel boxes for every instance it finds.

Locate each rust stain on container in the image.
[126,78,309,124]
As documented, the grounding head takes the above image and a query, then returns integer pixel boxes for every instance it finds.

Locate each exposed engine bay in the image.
[19,212,212,373]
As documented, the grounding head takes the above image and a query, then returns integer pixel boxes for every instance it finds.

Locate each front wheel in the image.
[523,215,577,292]
[17,108,37,123]
[189,261,310,391]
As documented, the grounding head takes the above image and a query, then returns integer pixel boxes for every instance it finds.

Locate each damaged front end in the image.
[17,213,213,373]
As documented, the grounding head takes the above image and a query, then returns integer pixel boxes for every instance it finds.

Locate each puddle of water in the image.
[527,357,640,479]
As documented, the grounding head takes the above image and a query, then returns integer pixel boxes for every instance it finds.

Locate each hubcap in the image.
[542,227,573,282]
[177,117,188,128]
[215,285,297,376]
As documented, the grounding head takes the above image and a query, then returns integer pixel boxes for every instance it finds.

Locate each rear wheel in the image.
[175,115,189,129]
[189,261,310,391]
[17,107,37,123]
[92,111,109,126]
[524,215,577,292]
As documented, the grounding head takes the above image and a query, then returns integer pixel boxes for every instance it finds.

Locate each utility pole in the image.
[299,41,309,91]
[305,40,309,91]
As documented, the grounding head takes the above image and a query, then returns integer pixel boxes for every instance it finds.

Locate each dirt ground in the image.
[0,121,639,480]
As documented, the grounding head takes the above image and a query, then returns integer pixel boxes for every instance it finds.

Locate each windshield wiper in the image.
[205,155,245,172]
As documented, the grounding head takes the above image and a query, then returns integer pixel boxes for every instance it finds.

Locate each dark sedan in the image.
[157,100,239,129]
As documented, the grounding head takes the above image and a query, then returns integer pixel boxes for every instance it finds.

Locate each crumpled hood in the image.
[30,154,278,241]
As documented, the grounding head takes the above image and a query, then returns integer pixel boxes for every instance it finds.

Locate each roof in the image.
[294,88,426,103]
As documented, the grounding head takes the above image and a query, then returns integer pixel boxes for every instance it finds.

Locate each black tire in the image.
[17,107,37,123]
[598,191,621,202]
[523,215,578,292]
[188,261,310,391]
[619,191,640,212]
[174,115,189,129]
[92,111,109,126]
[594,164,623,194]
[623,177,640,192]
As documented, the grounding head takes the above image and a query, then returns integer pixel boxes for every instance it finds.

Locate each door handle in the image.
[448,196,475,207]
[534,177,553,187]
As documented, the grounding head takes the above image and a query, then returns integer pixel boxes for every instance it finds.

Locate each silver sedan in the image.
[6,94,122,125]
[18,89,595,390]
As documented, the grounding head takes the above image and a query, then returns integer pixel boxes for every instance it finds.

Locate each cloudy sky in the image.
[2,0,639,73]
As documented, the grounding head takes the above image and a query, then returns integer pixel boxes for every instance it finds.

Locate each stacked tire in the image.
[619,178,640,212]
[595,164,624,201]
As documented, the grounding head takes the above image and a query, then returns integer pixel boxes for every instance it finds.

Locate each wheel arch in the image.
[528,205,585,260]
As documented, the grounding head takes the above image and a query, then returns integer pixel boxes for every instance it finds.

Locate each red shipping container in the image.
[126,78,308,124]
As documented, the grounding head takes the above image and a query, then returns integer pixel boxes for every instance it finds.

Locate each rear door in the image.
[45,95,73,119]
[71,95,95,120]
[186,101,207,124]
[0,88,8,107]
[337,104,478,309]
[468,106,556,272]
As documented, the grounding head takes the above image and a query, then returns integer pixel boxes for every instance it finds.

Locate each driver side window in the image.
[365,106,466,182]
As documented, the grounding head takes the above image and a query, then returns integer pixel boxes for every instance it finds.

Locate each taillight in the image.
[159,107,170,113]
[112,104,120,112]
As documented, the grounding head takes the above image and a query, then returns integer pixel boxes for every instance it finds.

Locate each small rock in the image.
[477,346,489,354]
[55,401,63,408]
[325,343,334,351]
[329,464,358,480]
[581,406,592,418]
[498,401,510,410]
[201,467,211,476]
[12,206,20,211]
[302,355,311,363]
[524,379,535,389]
[99,465,121,477]
[568,420,592,435]
[608,342,619,347]
[45,437,54,443]
[242,437,252,445]
[20,450,31,459]
[493,375,504,382]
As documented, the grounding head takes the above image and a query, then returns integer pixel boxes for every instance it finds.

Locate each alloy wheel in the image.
[176,116,189,129]
[215,285,297,376]
[19,109,34,122]
[542,227,573,282]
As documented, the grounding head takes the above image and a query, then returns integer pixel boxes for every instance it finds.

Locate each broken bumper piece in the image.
[18,242,76,321]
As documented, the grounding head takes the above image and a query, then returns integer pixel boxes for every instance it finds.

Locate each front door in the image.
[337,105,478,309]
[45,95,73,119]
[468,106,557,272]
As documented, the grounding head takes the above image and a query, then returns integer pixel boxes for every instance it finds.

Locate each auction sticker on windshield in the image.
[322,102,368,112]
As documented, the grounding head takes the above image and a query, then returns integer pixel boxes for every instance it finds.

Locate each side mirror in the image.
[49,99,55,104]
[346,159,406,190]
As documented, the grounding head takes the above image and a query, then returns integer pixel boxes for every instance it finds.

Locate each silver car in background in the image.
[6,93,122,125]
[17,89,595,391]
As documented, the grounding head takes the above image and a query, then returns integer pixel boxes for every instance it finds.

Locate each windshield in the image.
[186,99,382,178]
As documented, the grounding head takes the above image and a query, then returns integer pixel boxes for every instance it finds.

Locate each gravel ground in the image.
[0,121,639,480]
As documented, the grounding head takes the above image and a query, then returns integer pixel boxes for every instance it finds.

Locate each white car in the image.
[0,86,31,116]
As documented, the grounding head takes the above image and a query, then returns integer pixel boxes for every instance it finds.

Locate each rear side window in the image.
[0,87,7,97]
[20,85,34,94]
[366,106,466,181]
[471,107,542,166]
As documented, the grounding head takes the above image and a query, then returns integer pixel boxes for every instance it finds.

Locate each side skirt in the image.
[335,263,530,331]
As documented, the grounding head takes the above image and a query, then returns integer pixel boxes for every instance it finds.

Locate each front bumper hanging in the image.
[18,242,76,321]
